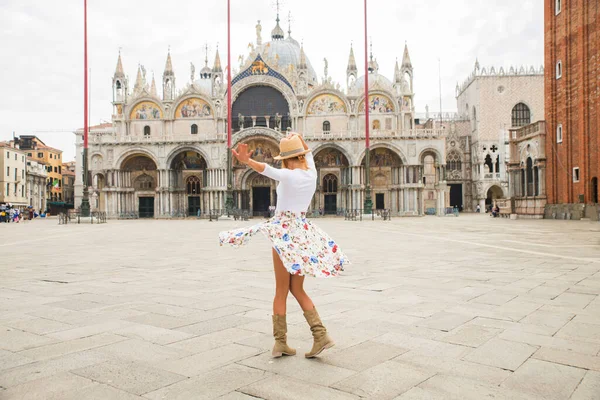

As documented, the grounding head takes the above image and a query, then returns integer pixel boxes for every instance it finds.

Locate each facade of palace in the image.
[74,14,544,218]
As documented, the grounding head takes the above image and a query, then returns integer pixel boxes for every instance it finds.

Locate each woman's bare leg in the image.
[272,248,290,315]
[290,274,315,312]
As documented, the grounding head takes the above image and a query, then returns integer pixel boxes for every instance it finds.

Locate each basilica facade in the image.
[74,15,451,218]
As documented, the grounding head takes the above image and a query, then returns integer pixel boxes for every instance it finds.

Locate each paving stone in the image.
[112,323,194,345]
[533,347,600,371]
[471,291,517,305]
[0,350,114,388]
[217,392,262,400]
[441,324,502,347]
[395,352,511,385]
[60,383,145,400]
[373,332,470,359]
[126,312,196,329]
[46,319,136,341]
[241,374,360,400]
[0,326,58,351]
[159,343,262,377]
[463,337,538,371]
[332,361,435,399]
[407,375,536,400]
[500,329,600,355]
[17,333,127,361]
[96,338,191,363]
[72,360,186,395]
[167,327,260,354]
[238,350,356,386]
[323,340,408,371]
[556,321,600,344]
[143,363,269,400]
[0,372,96,400]
[570,371,600,400]
[7,318,74,335]
[176,315,259,336]
[501,359,586,400]
[0,349,33,372]
[416,312,473,332]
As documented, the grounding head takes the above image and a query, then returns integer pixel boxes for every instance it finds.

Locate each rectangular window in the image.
[573,167,580,183]
[14,168,17,180]
[6,183,8,195]
[54,167,57,173]
[557,124,563,143]
[555,0,562,15]
[27,153,32,157]
[58,166,61,174]
[556,61,562,79]
[6,166,9,177]
[38,152,43,158]
[22,170,24,179]
[6,151,9,159]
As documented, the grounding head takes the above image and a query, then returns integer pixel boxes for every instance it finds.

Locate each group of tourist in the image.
[0,205,43,223]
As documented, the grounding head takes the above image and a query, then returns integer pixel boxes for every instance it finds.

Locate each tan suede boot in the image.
[303,307,334,358]
[272,315,296,358]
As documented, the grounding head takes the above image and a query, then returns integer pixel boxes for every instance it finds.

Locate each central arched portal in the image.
[234,136,281,215]
[170,151,207,216]
[121,154,158,218]
[232,86,290,132]
[314,147,350,214]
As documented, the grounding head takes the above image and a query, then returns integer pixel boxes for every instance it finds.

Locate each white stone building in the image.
[26,158,48,211]
[75,14,449,218]
[0,141,28,208]
[454,60,544,211]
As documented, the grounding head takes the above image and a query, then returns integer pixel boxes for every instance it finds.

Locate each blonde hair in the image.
[282,155,307,170]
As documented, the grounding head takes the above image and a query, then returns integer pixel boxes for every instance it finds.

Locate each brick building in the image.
[545,0,600,218]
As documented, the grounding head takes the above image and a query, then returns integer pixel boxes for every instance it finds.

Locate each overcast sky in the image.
[0,0,543,162]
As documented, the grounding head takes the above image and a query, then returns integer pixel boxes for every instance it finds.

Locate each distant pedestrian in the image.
[476,204,481,213]
[220,133,348,359]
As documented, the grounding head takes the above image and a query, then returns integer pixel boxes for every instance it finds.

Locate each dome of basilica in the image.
[355,72,394,93]
[259,37,318,85]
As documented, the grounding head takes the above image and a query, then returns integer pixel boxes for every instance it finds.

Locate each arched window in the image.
[186,176,201,195]
[533,166,539,196]
[135,174,154,191]
[526,157,533,196]
[511,103,531,127]
[191,124,198,135]
[323,174,338,193]
[322,121,331,133]
[116,80,122,89]
[484,154,493,173]
[556,61,562,79]
[143,126,151,136]
[446,151,462,172]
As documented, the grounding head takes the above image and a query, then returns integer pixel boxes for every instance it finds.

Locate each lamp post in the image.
[225,0,234,214]
[80,0,91,217]
[363,0,373,213]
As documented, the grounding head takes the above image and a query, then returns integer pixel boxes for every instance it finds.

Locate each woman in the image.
[219,133,349,358]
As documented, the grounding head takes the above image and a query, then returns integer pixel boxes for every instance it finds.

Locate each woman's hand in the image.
[232,143,253,164]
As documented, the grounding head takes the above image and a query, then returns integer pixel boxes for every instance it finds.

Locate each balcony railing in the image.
[89,127,445,145]
[510,121,546,141]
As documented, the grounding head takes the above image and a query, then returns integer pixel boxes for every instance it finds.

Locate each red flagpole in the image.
[84,0,88,150]
[227,0,232,149]
[363,0,369,149]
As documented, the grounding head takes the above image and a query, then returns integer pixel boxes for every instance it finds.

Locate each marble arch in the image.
[232,127,284,147]
[304,91,350,116]
[357,92,396,114]
[171,95,215,119]
[165,146,212,170]
[419,148,444,164]
[114,148,159,170]
[312,143,352,166]
[357,143,407,166]
[126,98,165,120]
[230,76,297,114]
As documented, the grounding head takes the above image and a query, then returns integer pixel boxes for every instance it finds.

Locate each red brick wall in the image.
[545,0,599,204]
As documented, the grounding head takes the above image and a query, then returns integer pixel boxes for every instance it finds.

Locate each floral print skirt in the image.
[219,211,349,278]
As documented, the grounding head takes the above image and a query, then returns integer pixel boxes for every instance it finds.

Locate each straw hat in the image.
[273,134,311,160]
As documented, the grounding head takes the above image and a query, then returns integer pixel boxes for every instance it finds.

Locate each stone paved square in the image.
[1,215,600,399]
